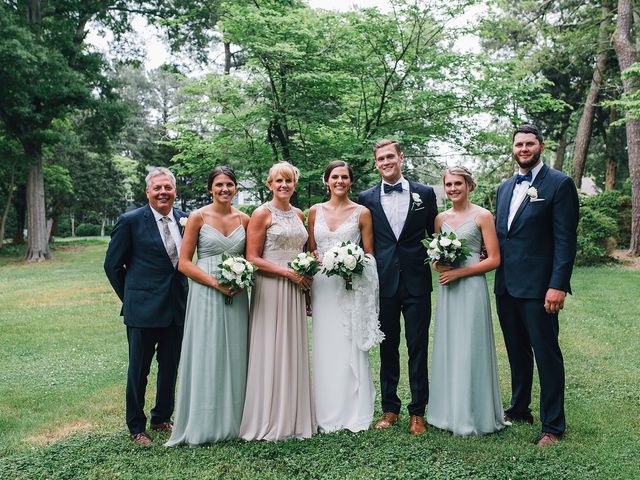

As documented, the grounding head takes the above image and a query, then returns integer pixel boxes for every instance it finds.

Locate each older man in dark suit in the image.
[104,167,188,445]
[358,139,438,435]
[495,124,579,447]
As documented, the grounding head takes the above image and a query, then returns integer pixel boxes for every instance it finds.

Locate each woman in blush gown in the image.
[307,160,383,433]
[426,166,509,436]
[239,161,316,441]
[166,167,250,446]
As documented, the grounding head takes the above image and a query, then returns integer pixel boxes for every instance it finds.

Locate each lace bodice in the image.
[314,204,362,258]
[262,203,308,260]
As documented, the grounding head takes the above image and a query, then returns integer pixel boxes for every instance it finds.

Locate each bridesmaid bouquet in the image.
[216,254,257,304]
[288,252,321,277]
[322,241,366,290]
[422,232,471,266]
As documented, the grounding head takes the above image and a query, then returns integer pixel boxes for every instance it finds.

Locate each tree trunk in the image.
[553,128,568,171]
[0,166,15,249]
[605,109,619,191]
[24,147,51,261]
[70,213,75,237]
[12,185,26,245]
[100,217,106,237]
[224,42,232,75]
[613,0,640,255]
[572,4,611,188]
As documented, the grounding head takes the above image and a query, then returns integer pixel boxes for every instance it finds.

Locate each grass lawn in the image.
[0,239,638,479]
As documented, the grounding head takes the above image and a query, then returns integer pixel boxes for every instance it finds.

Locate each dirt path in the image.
[612,250,640,270]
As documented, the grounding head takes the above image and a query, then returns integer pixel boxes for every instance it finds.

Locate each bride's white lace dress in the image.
[311,204,383,433]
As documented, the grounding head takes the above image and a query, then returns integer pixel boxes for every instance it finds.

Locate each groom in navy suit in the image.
[358,139,437,435]
[495,124,579,447]
[104,167,188,445]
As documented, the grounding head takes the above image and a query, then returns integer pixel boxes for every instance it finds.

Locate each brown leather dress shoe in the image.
[150,421,173,432]
[409,415,427,435]
[130,431,152,445]
[537,432,561,447]
[374,412,399,429]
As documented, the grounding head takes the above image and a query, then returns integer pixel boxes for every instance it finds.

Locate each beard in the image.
[513,149,542,170]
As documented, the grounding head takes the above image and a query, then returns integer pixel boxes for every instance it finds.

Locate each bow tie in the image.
[515,172,532,184]
[383,182,403,194]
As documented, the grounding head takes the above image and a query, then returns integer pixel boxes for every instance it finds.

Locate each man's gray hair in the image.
[145,167,176,188]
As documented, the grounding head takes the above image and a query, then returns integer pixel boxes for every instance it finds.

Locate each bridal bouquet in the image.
[288,252,321,277]
[422,231,471,266]
[216,254,257,304]
[322,240,366,290]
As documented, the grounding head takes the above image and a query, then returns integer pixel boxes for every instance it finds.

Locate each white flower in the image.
[527,186,538,199]
[323,255,335,271]
[232,263,245,274]
[298,258,310,268]
[439,237,452,247]
[223,258,235,267]
[412,192,423,207]
[297,252,308,260]
[429,239,438,249]
[222,269,235,280]
[336,249,347,262]
[452,239,461,247]
[179,217,188,227]
[343,255,357,270]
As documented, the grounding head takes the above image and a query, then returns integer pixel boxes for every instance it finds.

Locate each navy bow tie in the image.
[383,182,403,194]
[515,172,532,184]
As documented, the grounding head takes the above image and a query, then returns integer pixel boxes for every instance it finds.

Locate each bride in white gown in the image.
[308,160,384,433]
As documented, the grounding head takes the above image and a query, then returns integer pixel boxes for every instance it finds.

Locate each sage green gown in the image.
[166,224,249,446]
[427,218,508,436]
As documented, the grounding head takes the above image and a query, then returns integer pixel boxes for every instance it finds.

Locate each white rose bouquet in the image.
[288,252,321,277]
[215,254,257,304]
[322,240,366,290]
[421,231,471,266]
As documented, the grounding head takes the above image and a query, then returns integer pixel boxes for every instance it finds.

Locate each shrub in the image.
[75,223,102,237]
[581,190,632,248]
[576,206,618,265]
[237,204,258,216]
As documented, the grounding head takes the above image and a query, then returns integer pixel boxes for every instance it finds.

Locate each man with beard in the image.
[494,124,579,447]
[104,167,188,445]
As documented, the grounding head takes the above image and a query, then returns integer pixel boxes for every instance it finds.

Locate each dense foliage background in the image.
[1,0,638,262]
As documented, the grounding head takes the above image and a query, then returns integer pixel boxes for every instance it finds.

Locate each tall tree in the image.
[572,2,612,189]
[612,0,640,255]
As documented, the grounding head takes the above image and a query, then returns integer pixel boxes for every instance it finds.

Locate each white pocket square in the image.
[530,198,545,202]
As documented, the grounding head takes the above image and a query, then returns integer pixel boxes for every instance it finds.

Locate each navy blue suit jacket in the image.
[358,180,437,297]
[104,204,189,328]
[494,164,579,299]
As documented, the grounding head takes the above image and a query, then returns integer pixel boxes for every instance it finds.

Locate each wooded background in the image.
[1,0,638,263]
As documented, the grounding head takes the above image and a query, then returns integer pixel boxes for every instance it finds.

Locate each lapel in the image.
[499,177,517,232]
[144,204,172,264]
[510,164,549,230]
[398,180,415,240]
[368,183,395,239]
[172,208,184,237]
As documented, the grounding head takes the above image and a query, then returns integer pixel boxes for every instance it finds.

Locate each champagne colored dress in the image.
[427,218,508,436]
[239,203,316,441]
[166,224,248,446]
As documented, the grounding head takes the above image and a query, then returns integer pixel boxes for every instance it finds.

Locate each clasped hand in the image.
[433,262,460,286]
[290,270,312,291]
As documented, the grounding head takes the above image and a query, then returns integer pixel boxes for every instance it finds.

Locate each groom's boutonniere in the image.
[526,186,539,200]
[412,192,424,211]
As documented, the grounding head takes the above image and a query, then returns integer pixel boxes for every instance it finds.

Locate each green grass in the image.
[0,240,638,479]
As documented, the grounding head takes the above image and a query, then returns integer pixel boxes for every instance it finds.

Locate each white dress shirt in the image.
[508,161,544,230]
[150,206,183,253]
[380,176,410,239]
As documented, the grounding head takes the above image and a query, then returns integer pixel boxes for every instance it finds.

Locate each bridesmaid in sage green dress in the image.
[166,167,250,446]
[427,166,509,436]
